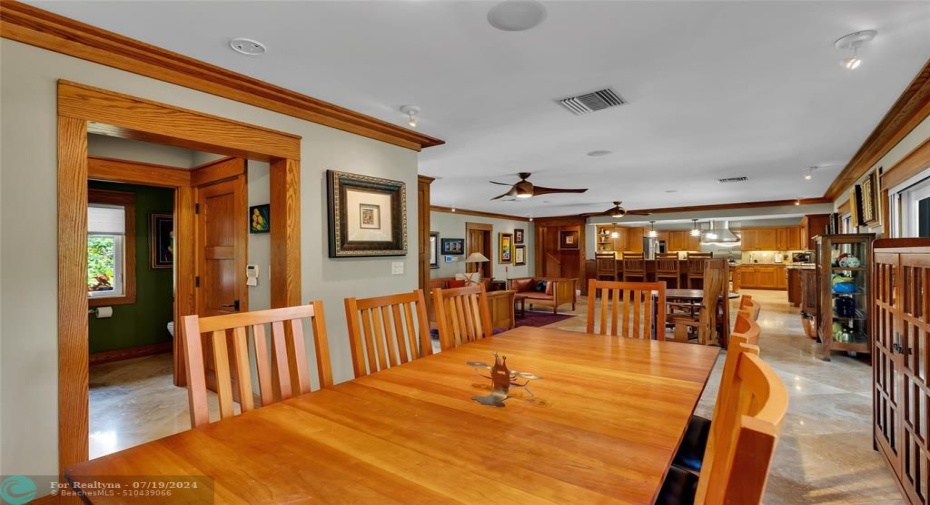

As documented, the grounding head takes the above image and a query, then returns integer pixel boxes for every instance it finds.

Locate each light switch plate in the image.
[391,262,404,275]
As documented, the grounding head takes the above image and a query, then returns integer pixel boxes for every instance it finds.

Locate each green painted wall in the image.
[88,181,174,354]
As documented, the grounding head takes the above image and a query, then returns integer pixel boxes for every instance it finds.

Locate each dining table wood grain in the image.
[66,326,719,504]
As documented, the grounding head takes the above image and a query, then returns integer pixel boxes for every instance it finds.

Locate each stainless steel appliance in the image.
[792,252,812,263]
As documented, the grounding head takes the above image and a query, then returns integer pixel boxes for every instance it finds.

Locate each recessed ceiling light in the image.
[488,0,547,32]
[229,38,266,56]
[665,189,678,193]
[586,150,612,157]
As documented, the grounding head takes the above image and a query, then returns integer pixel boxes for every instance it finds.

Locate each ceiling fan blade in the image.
[531,186,588,196]
[626,211,653,216]
[489,180,513,186]
[491,187,517,200]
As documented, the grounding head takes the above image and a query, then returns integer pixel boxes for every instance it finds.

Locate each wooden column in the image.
[417,176,434,297]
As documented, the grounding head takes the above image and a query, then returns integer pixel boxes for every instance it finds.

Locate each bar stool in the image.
[655,258,682,289]
[686,252,713,289]
[595,252,619,282]
[622,256,646,282]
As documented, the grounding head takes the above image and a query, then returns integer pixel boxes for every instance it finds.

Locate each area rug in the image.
[515,311,576,328]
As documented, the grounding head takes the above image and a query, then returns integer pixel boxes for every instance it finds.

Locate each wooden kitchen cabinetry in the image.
[741,226,804,251]
[872,238,930,505]
[736,264,786,289]
[815,233,874,361]
[800,214,831,250]
[597,225,697,254]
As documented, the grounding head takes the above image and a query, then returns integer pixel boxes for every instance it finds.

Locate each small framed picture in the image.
[249,204,270,234]
[441,238,465,255]
[514,228,525,244]
[499,232,513,263]
[514,245,526,266]
[359,204,381,229]
[559,230,579,250]
[150,213,173,269]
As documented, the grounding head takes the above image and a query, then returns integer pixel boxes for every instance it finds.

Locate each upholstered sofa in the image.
[507,277,578,314]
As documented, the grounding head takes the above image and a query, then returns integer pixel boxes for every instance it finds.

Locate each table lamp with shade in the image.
[463,252,490,285]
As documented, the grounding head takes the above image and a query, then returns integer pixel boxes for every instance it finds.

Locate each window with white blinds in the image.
[87,189,136,304]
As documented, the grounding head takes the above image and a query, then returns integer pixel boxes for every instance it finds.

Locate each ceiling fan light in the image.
[515,192,532,199]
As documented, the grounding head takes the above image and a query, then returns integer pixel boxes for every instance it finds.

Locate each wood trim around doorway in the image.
[58,81,302,474]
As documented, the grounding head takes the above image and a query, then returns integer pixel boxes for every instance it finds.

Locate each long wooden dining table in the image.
[66,326,719,504]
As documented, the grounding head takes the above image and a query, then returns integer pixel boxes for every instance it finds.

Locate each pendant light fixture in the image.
[690,218,701,237]
[647,221,658,238]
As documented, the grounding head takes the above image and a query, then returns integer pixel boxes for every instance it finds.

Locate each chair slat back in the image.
[344,290,432,378]
[738,294,753,309]
[750,299,762,320]
[587,279,666,340]
[655,258,680,275]
[696,264,727,345]
[595,254,619,279]
[432,284,493,349]
[732,309,761,346]
[656,252,679,259]
[181,301,333,428]
[695,343,788,504]
[623,258,646,274]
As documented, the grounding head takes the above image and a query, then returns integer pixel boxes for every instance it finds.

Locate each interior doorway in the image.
[466,222,493,279]
[58,80,302,472]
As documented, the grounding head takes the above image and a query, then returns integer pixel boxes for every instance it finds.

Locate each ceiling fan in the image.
[489,172,588,200]
[597,201,652,218]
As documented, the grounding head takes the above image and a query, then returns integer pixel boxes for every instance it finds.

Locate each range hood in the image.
[701,220,741,245]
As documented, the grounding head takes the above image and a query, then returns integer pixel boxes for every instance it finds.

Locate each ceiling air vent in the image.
[717,177,749,183]
[557,88,626,115]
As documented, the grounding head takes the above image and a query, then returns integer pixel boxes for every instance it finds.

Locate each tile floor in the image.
[89,289,902,504]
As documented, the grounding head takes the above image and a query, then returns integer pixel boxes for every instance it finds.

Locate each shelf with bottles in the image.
[814,233,875,360]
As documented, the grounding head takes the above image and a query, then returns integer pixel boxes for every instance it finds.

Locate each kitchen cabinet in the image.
[872,238,930,505]
[624,227,645,253]
[814,233,874,361]
[595,226,621,253]
[800,214,830,250]
[737,264,787,290]
[786,267,812,306]
[742,227,803,251]
[786,227,802,250]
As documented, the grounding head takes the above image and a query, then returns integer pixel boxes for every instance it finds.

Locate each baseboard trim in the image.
[89,342,172,366]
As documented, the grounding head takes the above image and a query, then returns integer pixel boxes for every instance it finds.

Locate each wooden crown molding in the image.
[825,58,930,200]
[430,205,532,222]
[1,0,444,152]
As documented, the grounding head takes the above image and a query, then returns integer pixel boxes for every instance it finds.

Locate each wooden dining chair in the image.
[344,289,432,378]
[671,264,726,345]
[671,333,751,473]
[622,257,647,282]
[655,258,682,289]
[658,342,788,505]
[732,309,761,345]
[182,302,333,428]
[587,279,666,340]
[595,252,619,282]
[432,284,493,349]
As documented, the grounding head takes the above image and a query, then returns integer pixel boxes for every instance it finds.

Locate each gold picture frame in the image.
[499,233,513,263]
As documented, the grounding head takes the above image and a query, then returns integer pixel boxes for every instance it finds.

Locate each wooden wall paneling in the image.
[418,176,433,296]
[270,158,301,308]
[58,115,90,475]
[175,185,196,387]
[880,136,930,191]
[0,1,443,152]
[87,156,191,187]
[191,157,247,187]
[59,82,301,162]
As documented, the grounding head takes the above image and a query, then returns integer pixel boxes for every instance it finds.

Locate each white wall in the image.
[247,161,271,311]
[0,39,419,476]
[87,134,200,168]
[429,211,534,280]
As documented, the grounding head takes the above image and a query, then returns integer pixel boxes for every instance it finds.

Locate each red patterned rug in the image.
[515,311,576,328]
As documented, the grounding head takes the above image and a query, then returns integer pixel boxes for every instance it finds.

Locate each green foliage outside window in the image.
[88,236,116,291]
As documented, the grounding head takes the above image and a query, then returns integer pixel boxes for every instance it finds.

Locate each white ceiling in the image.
[31,1,930,218]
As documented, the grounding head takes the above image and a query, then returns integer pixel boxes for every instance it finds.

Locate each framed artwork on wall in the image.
[327,170,407,257]
[514,228,525,244]
[559,230,579,250]
[150,213,173,269]
[860,170,880,226]
[249,204,270,233]
[499,232,513,263]
[441,238,464,255]
[514,245,526,266]
[430,232,439,268]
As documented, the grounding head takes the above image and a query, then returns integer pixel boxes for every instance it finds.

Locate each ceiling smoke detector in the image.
[229,38,266,56]
[488,0,547,32]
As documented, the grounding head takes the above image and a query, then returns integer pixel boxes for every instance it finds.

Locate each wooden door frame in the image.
[466,222,493,279]
[58,80,302,473]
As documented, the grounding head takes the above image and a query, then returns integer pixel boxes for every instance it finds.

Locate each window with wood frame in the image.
[87,189,136,306]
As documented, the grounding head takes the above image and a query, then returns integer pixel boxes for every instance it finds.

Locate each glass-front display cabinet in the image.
[814,233,875,361]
